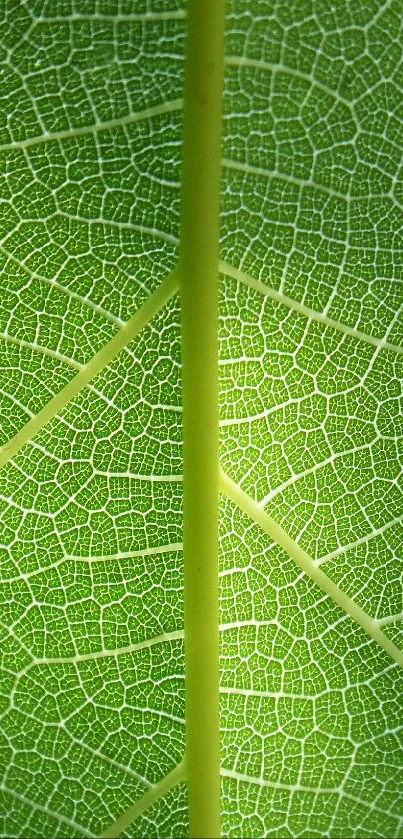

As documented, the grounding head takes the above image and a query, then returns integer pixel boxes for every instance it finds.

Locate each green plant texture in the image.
[1,1,403,838]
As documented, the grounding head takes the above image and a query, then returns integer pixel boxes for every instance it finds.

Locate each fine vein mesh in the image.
[217,1,403,836]
[0,0,402,838]
[219,497,403,839]
[0,306,185,837]
[0,0,183,445]
[0,3,186,837]
[221,0,403,343]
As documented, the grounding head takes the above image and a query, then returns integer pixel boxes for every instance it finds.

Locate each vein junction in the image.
[0,256,402,835]
[0,269,178,471]
[219,468,403,669]
[98,759,186,839]
[1,260,400,475]
[0,261,401,668]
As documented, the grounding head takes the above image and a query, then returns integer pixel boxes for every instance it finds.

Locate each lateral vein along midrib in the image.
[219,468,403,669]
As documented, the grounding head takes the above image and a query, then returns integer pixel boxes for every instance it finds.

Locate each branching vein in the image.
[0,270,178,471]
[0,99,183,152]
[98,759,186,839]
[219,261,403,355]
[219,468,403,668]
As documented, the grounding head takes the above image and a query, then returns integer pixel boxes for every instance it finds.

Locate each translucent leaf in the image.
[0,1,402,837]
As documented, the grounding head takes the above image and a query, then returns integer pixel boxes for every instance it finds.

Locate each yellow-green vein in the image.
[98,759,186,839]
[0,270,178,471]
[220,468,403,668]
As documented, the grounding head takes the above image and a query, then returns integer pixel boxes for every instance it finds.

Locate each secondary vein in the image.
[0,98,183,152]
[219,260,403,355]
[219,468,403,669]
[0,270,178,471]
[98,759,186,839]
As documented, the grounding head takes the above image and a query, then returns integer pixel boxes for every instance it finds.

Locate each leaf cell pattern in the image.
[0,1,402,838]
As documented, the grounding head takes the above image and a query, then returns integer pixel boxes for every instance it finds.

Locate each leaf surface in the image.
[0,1,402,837]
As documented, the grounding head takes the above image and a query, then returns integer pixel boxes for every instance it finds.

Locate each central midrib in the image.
[178,0,226,836]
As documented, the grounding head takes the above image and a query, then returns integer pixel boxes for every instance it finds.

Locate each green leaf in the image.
[0,1,402,838]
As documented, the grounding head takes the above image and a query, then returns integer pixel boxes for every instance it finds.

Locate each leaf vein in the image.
[0,270,178,472]
[220,469,403,668]
[220,260,403,354]
[0,99,183,152]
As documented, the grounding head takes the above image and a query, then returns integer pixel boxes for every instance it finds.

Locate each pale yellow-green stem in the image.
[179,0,226,837]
